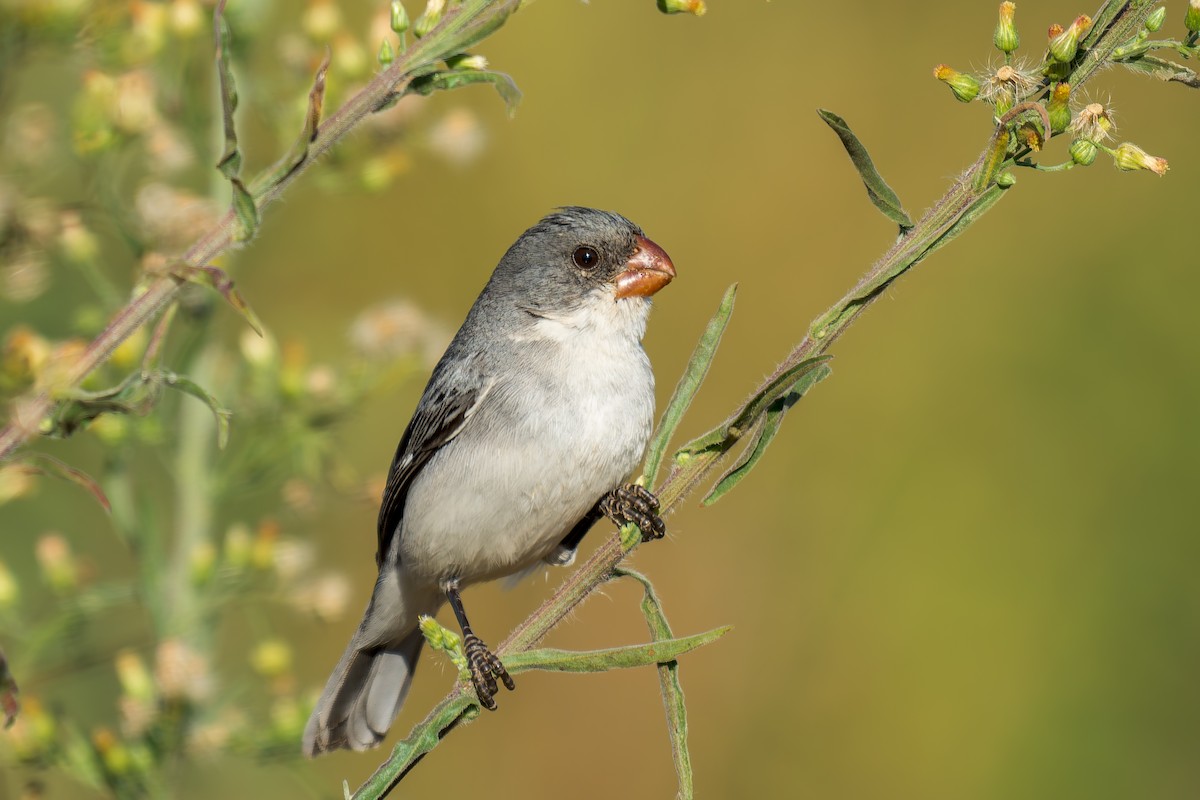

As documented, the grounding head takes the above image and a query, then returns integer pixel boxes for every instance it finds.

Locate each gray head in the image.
[484,207,675,315]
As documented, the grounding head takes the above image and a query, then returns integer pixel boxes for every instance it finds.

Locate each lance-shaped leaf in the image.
[171,263,263,335]
[641,284,736,488]
[818,109,913,230]
[1117,54,1200,88]
[258,50,332,190]
[162,373,232,449]
[17,454,111,513]
[616,568,696,800]
[703,361,832,505]
[676,355,832,458]
[408,68,522,116]
[230,177,258,242]
[213,0,241,180]
[502,628,730,674]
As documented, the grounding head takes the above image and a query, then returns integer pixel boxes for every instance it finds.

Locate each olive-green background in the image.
[4,1,1199,798]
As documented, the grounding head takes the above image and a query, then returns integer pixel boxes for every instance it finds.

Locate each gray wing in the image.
[375,362,492,565]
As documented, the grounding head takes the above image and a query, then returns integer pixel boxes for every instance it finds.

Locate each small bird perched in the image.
[303,207,675,756]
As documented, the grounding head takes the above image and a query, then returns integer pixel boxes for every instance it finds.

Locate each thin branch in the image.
[0,0,521,464]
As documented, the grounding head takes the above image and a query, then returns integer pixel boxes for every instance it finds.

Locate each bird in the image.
[302,207,676,756]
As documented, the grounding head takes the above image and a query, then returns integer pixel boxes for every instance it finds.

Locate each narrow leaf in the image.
[616,568,695,800]
[503,628,730,674]
[818,109,913,230]
[1118,55,1200,88]
[171,263,263,335]
[409,69,522,116]
[20,454,111,513]
[230,178,258,241]
[703,362,832,505]
[213,0,241,180]
[162,374,232,449]
[641,284,736,488]
[260,50,333,189]
[676,355,832,458]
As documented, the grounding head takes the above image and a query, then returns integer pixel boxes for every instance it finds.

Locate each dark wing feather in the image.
[375,370,490,565]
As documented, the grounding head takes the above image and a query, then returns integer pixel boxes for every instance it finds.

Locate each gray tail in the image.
[302,626,425,756]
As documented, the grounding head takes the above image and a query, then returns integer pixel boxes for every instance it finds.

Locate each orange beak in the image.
[613,235,676,299]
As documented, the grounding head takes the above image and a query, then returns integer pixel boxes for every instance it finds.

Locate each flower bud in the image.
[1187,0,1200,33]
[378,38,395,67]
[657,0,707,13]
[391,1,410,34]
[413,0,445,38]
[994,2,1020,54]
[1049,15,1092,63]
[1047,83,1071,132]
[446,53,488,71]
[1112,142,1168,175]
[1145,6,1167,31]
[933,64,980,102]
[1069,138,1097,165]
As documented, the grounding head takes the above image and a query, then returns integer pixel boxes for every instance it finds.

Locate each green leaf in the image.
[818,109,913,230]
[503,628,730,674]
[230,178,258,242]
[18,454,111,513]
[616,568,696,800]
[641,284,736,488]
[703,362,832,505]
[171,263,263,335]
[162,373,232,449]
[676,355,832,458]
[259,50,332,189]
[213,0,241,181]
[409,68,522,116]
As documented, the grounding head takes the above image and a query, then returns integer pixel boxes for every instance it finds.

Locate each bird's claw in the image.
[463,633,514,710]
[600,484,666,542]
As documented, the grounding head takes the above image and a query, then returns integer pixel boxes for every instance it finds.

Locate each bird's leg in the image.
[598,483,666,542]
[442,578,514,710]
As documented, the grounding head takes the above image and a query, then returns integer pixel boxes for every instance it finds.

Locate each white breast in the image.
[399,290,655,585]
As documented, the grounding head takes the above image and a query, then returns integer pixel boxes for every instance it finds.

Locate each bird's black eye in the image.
[572,246,599,270]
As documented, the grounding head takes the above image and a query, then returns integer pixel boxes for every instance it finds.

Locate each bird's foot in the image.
[600,483,666,542]
[463,633,514,710]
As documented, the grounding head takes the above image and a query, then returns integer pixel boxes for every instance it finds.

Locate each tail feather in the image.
[303,627,425,756]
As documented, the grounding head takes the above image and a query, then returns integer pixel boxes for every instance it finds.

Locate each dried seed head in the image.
[981,63,1039,113]
[1069,102,1115,142]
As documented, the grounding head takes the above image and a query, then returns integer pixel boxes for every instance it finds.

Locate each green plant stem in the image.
[353,3,1162,796]
[164,345,218,643]
[0,0,521,465]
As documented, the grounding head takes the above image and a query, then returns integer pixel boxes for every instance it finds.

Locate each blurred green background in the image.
[2,0,1199,798]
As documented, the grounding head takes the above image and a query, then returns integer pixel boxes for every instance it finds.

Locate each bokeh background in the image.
[2,0,1198,798]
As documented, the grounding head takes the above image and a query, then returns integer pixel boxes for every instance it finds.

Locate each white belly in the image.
[398,299,654,585]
